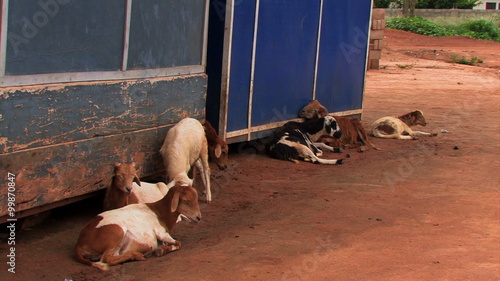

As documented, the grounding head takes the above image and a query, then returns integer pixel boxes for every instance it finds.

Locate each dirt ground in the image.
[1,29,499,281]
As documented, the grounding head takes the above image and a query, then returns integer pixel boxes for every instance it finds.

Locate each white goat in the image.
[75,183,201,271]
[372,110,437,140]
[160,117,211,203]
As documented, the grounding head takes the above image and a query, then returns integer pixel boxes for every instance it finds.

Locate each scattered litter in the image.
[453,146,460,150]
[346,154,351,158]
[440,129,450,133]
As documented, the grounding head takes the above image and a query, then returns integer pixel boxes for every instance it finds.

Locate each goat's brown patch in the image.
[376,123,396,135]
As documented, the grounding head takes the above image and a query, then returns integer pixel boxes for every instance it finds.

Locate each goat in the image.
[160,117,211,203]
[371,110,437,140]
[299,100,380,151]
[103,163,171,211]
[266,116,345,165]
[75,183,201,271]
[201,120,228,170]
[317,116,381,151]
[299,99,328,119]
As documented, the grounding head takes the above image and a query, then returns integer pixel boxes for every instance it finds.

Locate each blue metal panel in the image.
[315,0,372,112]
[226,1,257,132]
[251,0,320,126]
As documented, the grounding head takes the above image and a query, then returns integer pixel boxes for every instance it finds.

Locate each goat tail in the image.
[91,262,110,271]
[75,246,110,271]
[357,127,381,151]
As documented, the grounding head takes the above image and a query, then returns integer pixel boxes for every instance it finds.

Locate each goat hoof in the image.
[134,253,146,261]
[333,147,342,153]
[336,159,345,165]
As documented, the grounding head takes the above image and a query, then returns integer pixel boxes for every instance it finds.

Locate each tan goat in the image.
[75,183,201,271]
[372,110,437,140]
[103,163,170,211]
[202,120,228,170]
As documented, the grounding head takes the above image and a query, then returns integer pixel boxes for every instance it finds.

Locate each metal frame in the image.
[0,0,210,87]
[219,0,368,143]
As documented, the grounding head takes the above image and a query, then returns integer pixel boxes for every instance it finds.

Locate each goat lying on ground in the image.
[317,116,381,151]
[299,100,380,151]
[103,162,170,211]
[160,117,211,203]
[372,110,437,140]
[266,116,345,165]
[202,120,228,170]
[75,183,201,271]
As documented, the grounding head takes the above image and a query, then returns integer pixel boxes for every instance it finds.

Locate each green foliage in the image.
[415,0,481,8]
[374,0,393,8]
[450,55,483,65]
[386,17,449,36]
[387,17,500,41]
[460,19,500,41]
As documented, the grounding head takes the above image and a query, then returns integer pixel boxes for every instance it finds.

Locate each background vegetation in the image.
[386,16,500,41]
[375,0,481,9]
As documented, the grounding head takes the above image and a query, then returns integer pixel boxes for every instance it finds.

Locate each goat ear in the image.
[170,190,180,212]
[134,176,141,187]
[215,144,222,158]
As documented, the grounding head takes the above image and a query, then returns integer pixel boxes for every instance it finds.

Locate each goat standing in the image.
[160,118,211,203]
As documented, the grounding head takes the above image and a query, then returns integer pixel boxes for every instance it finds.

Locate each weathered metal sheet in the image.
[0,75,207,154]
[0,74,207,220]
[6,0,125,75]
[128,0,206,70]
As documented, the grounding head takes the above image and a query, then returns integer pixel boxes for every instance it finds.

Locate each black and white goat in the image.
[266,116,345,165]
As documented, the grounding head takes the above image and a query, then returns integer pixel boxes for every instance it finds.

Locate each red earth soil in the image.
[0,29,499,281]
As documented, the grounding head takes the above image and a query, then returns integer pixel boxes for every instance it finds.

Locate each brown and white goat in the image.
[371,110,437,140]
[103,163,171,211]
[202,120,228,170]
[299,100,380,151]
[317,116,380,151]
[160,117,211,203]
[75,183,201,271]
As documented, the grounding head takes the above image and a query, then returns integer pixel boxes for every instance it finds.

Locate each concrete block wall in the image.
[368,9,386,70]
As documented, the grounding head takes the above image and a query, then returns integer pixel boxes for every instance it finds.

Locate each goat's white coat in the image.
[372,110,434,140]
[96,204,178,253]
[132,181,170,204]
[160,118,211,202]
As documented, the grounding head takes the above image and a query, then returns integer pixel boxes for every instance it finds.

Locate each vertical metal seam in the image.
[360,0,374,119]
[201,0,210,69]
[121,0,133,71]
[247,0,260,141]
[220,0,235,140]
[312,0,324,101]
[0,0,10,77]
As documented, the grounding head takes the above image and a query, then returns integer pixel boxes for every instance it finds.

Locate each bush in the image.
[387,16,500,41]
[386,17,449,36]
[461,19,499,41]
